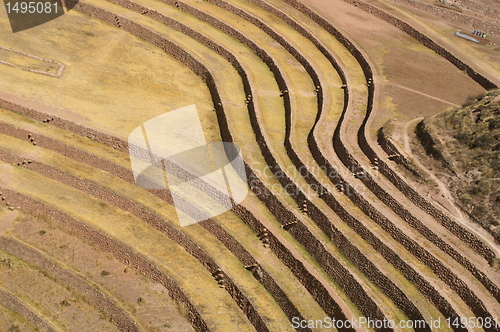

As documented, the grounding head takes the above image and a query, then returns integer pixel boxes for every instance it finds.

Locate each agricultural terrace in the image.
[0,0,499,330]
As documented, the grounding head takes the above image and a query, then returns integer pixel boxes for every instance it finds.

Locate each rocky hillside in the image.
[416,89,500,240]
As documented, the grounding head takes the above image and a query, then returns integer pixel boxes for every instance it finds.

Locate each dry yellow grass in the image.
[0,161,255,331]
[0,251,117,331]
[0,0,480,327]
[0,299,38,331]
[0,120,326,330]
[0,8,213,139]
[6,209,195,331]
[0,132,296,331]
[377,0,500,83]
[207,0,468,325]
[188,0,419,322]
[0,105,338,326]
[0,47,62,76]
[0,0,357,324]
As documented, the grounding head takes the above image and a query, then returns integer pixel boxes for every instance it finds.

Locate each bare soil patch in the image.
[6,210,195,332]
[0,209,18,236]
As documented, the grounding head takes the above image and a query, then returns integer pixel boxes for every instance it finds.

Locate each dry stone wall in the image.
[189,1,434,328]
[0,237,140,332]
[415,119,452,169]
[0,145,270,332]
[0,188,210,332]
[0,287,56,332]
[3,0,498,329]
[273,0,500,328]
[0,119,317,331]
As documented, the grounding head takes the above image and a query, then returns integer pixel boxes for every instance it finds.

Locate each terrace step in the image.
[188,0,476,326]
[2,210,196,331]
[0,162,253,331]
[71,0,378,326]
[0,135,283,331]
[0,106,344,331]
[156,0,426,324]
[252,0,500,324]
[0,302,40,332]
[0,250,116,331]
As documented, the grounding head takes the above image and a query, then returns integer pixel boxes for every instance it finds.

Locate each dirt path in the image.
[400,118,500,257]
[400,117,468,225]
[387,83,461,108]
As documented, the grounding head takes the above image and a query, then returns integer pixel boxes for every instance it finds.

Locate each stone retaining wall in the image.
[0,287,56,332]
[0,236,139,332]
[0,120,315,331]
[0,135,269,332]
[194,1,440,328]
[392,0,500,36]
[276,0,499,327]
[0,188,210,332]
[4,0,498,329]
[156,0,396,327]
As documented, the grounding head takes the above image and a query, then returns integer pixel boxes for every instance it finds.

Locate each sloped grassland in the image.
[419,89,500,241]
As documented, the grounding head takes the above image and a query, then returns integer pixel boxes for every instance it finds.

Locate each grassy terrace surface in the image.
[4,209,196,331]
[0,285,57,332]
[0,5,324,326]
[0,236,142,331]
[0,161,254,331]
[0,248,119,331]
[0,0,350,324]
[0,301,38,332]
[197,0,448,324]
[0,11,213,139]
[1,0,500,330]
[205,0,490,326]
[302,0,500,310]
[97,0,390,322]
[0,106,337,330]
[174,0,412,322]
[171,0,446,324]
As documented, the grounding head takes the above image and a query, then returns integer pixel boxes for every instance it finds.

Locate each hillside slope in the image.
[416,89,500,241]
